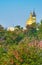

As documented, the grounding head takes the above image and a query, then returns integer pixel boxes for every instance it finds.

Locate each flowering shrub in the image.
[0,43,42,65]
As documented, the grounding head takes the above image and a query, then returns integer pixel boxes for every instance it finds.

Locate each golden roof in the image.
[26,12,36,26]
[26,13,33,25]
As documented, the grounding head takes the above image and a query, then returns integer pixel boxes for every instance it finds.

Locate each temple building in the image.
[26,11,36,26]
[7,11,36,31]
[7,27,15,31]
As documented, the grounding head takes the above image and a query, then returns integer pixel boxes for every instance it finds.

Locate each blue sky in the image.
[0,0,42,28]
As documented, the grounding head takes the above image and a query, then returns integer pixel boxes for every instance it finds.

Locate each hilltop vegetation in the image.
[0,21,42,45]
[0,21,42,65]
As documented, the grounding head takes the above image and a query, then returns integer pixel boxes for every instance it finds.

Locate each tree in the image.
[38,20,42,40]
[0,25,4,31]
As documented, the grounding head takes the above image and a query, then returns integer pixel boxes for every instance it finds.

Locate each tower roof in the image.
[26,11,36,26]
[26,12,33,25]
[32,11,36,17]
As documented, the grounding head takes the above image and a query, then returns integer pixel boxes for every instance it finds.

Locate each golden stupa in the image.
[26,11,36,26]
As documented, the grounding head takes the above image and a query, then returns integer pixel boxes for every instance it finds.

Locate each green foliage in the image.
[37,20,42,40]
[0,44,42,65]
[0,21,42,65]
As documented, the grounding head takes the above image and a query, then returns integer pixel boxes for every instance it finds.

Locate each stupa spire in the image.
[26,11,36,26]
